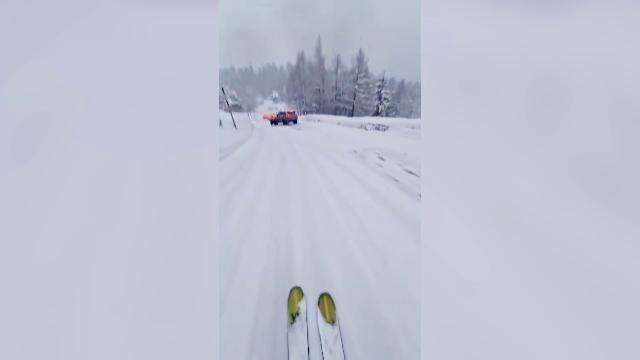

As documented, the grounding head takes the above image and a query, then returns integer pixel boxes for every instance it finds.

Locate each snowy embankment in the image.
[302,113,421,198]
[303,113,420,138]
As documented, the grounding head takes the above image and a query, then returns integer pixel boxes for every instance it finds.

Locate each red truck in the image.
[263,110,298,126]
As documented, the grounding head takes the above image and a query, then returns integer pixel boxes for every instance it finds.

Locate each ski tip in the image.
[317,292,337,325]
[288,286,305,325]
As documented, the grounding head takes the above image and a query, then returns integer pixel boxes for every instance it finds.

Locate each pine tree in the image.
[409,81,421,118]
[313,36,328,114]
[391,79,407,117]
[372,72,391,117]
[385,77,398,117]
[218,40,420,118]
[287,51,309,113]
[331,54,348,115]
[349,48,373,117]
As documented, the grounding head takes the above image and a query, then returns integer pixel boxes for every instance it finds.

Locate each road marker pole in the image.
[221,87,238,130]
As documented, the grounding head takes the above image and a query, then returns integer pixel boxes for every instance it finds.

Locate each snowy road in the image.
[219,114,420,359]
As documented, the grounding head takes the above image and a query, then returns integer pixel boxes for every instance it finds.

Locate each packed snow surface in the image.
[219,110,420,359]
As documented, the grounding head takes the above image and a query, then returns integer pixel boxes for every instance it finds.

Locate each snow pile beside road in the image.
[353,147,421,200]
[302,114,421,136]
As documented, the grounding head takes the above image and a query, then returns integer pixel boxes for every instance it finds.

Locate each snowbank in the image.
[303,113,420,135]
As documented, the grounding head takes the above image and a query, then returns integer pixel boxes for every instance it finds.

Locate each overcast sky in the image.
[220,0,420,81]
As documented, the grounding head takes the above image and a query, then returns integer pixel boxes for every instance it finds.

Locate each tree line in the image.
[220,36,421,118]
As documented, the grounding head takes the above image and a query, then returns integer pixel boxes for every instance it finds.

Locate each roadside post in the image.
[221,87,238,130]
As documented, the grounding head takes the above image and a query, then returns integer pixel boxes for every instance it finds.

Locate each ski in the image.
[317,292,345,360]
[287,286,309,360]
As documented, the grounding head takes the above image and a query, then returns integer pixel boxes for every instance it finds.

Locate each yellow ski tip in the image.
[318,292,337,325]
[288,286,304,325]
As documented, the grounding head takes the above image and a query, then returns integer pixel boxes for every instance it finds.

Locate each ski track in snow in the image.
[220,114,420,359]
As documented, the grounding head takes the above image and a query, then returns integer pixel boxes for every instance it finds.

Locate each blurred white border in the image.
[422,1,640,359]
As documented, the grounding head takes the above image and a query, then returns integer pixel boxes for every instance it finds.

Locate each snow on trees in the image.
[388,79,420,118]
[331,54,350,116]
[408,81,421,118]
[348,48,374,117]
[220,87,242,112]
[287,51,311,113]
[219,35,420,118]
[312,36,328,114]
[372,72,391,117]
[389,79,406,117]
[220,63,289,111]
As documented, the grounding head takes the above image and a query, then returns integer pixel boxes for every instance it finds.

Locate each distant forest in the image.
[220,36,421,118]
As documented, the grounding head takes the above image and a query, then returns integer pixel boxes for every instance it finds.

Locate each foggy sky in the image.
[220,0,420,81]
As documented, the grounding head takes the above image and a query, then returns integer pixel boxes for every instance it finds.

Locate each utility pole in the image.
[221,87,238,130]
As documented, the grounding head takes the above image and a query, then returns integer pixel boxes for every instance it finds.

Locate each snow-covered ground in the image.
[219,110,420,359]
[304,113,421,139]
[219,111,255,160]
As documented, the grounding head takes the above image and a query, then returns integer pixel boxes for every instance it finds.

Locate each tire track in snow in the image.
[288,125,419,358]
[309,142,420,355]
[246,134,292,360]
[293,141,414,359]
[310,146,419,295]
[220,127,286,360]
[220,128,273,315]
